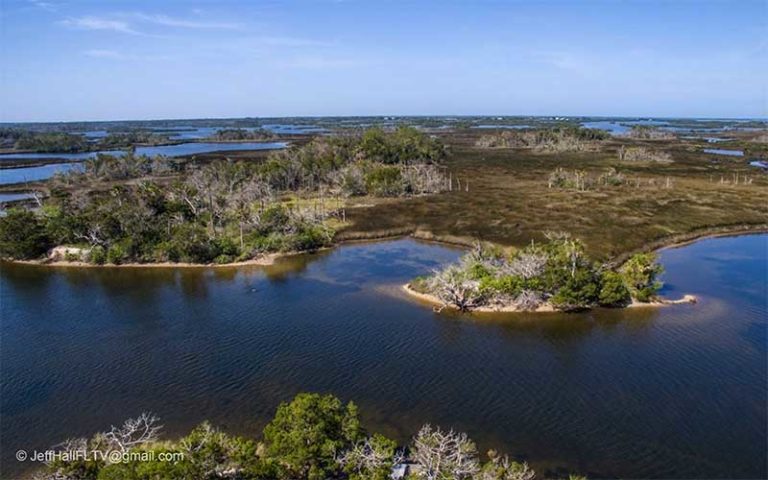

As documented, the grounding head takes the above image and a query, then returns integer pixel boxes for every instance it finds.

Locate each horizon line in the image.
[2,114,767,125]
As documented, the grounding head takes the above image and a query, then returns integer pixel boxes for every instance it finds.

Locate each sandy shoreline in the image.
[2,223,764,270]
[401,283,697,313]
[9,252,286,269]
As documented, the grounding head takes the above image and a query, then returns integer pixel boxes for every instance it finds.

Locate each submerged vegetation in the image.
[37,392,571,480]
[0,127,448,264]
[413,233,663,311]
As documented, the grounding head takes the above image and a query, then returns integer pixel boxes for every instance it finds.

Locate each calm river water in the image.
[1,235,766,478]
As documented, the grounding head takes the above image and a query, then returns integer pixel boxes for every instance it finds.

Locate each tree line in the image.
[36,392,586,480]
[0,127,449,264]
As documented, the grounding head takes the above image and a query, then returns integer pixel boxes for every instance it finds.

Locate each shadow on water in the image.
[1,235,766,479]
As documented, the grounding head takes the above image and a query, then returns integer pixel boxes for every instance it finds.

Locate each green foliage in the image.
[40,391,588,480]
[426,234,643,312]
[211,128,275,141]
[620,253,664,302]
[89,245,107,265]
[550,267,600,311]
[341,434,398,480]
[106,241,130,265]
[598,270,631,306]
[479,275,523,297]
[15,132,87,152]
[364,165,404,196]
[261,127,445,194]
[98,131,170,149]
[263,393,363,480]
[479,450,536,480]
[0,208,51,259]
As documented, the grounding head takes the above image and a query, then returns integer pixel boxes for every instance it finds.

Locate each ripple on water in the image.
[1,236,766,479]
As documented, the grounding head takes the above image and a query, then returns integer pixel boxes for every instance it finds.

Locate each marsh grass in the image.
[339,131,768,260]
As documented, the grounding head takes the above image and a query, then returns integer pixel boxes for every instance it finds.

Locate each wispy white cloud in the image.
[131,13,241,30]
[83,49,169,61]
[258,36,334,48]
[83,49,123,59]
[277,55,361,69]
[61,16,141,35]
[28,0,57,11]
[60,12,241,36]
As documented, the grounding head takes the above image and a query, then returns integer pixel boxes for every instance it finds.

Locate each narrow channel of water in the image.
[1,235,766,478]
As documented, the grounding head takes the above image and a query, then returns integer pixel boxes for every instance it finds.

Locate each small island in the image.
[405,234,695,312]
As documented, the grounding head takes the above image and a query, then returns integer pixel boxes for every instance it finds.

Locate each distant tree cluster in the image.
[0,127,27,149]
[36,392,576,480]
[2,129,171,153]
[475,127,608,152]
[547,167,627,190]
[262,126,447,196]
[546,167,677,191]
[97,132,172,148]
[13,131,89,153]
[618,146,672,163]
[51,153,181,187]
[416,233,663,311]
[625,126,675,140]
[209,128,277,141]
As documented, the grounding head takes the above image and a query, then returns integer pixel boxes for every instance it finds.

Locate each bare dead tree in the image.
[514,290,543,311]
[74,224,104,247]
[503,252,547,280]
[427,265,484,311]
[104,412,162,454]
[412,424,480,480]
[337,437,405,476]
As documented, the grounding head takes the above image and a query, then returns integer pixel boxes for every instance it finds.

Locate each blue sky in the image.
[1,0,766,121]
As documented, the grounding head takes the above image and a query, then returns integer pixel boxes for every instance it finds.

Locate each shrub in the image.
[598,270,630,306]
[364,165,405,196]
[214,254,234,264]
[89,246,107,265]
[285,224,333,252]
[550,268,600,311]
[106,243,129,265]
[0,209,50,259]
[620,253,664,302]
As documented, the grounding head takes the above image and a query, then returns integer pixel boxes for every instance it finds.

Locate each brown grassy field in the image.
[337,130,768,260]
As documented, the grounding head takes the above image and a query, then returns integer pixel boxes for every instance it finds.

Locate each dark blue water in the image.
[581,121,631,135]
[0,192,36,204]
[1,235,766,479]
[0,142,286,161]
[0,163,83,185]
